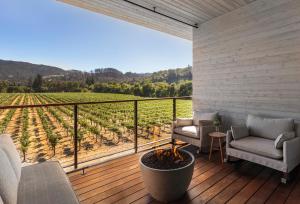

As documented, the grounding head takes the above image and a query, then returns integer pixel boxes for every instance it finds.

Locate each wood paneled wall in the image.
[192,0,300,127]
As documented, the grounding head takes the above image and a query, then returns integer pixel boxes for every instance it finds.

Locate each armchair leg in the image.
[281,172,289,184]
[224,155,230,163]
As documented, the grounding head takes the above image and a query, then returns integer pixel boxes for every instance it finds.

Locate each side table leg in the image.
[219,138,223,165]
[209,138,214,161]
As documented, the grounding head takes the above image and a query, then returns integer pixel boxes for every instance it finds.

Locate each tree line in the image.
[0,72,192,97]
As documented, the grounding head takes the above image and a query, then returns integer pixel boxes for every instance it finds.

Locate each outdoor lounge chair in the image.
[0,134,79,204]
[226,114,300,183]
[171,111,218,153]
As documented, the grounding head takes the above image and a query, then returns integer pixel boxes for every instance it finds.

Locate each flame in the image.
[173,146,184,161]
[152,129,183,161]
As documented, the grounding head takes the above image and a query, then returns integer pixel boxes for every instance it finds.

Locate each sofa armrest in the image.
[283,136,300,172]
[226,130,233,149]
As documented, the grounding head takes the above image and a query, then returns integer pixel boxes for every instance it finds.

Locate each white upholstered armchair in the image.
[171,111,218,153]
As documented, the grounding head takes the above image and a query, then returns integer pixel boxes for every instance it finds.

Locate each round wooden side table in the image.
[208,132,226,164]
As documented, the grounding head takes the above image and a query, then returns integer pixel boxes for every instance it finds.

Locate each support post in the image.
[173,98,176,121]
[74,105,78,169]
[134,101,138,153]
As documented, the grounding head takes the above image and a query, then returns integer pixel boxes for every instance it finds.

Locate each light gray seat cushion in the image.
[0,134,22,181]
[246,115,294,140]
[18,161,79,204]
[230,136,283,159]
[0,149,19,204]
[174,126,199,139]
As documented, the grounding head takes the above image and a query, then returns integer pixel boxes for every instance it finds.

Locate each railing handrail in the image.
[0,96,191,110]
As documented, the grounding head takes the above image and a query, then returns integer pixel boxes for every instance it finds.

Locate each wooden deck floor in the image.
[68,147,300,204]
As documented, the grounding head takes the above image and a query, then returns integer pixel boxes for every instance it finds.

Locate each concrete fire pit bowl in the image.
[139,149,195,202]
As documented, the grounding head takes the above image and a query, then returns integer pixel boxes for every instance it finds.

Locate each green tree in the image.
[32,74,43,92]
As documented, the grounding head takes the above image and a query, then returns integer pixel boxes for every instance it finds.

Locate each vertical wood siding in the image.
[192,0,300,127]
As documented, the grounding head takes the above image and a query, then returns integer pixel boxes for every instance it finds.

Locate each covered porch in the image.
[58,0,300,203]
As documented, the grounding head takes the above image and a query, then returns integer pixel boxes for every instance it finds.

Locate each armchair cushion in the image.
[193,111,217,126]
[274,132,295,149]
[173,126,199,139]
[176,118,193,127]
[246,115,294,140]
[230,136,283,159]
[231,126,249,140]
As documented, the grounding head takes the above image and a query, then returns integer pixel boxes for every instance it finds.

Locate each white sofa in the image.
[0,134,79,204]
[226,115,300,183]
[172,111,218,152]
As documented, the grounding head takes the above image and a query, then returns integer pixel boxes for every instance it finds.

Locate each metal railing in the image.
[0,96,191,171]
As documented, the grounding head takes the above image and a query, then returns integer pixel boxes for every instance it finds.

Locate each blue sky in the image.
[0,0,192,73]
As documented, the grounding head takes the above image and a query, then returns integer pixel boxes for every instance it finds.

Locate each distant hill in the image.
[0,59,191,83]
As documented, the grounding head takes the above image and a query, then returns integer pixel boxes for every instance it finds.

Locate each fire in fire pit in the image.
[141,146,192,170]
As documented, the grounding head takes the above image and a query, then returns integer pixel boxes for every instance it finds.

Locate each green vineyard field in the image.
[0,93,192,168]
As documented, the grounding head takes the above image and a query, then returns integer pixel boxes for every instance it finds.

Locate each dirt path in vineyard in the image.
[0,95,19,121]
[25,95,52,163]
[5,95,25,144]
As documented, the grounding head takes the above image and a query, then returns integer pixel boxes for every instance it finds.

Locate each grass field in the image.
[0,93,192,168]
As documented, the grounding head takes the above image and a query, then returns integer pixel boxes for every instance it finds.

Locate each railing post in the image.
[134,100,138,153]
[74,105,78,169]
[173,98,176,121]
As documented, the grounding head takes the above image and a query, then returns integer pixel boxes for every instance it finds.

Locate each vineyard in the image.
[0,93,192,168]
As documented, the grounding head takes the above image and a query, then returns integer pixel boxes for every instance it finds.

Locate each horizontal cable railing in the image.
[0,96,192,171]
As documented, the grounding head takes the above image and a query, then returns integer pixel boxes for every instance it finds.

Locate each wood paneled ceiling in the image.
[58,0,257,40]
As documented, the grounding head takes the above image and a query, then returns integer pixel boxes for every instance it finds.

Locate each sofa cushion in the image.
[18,161,79,204]
[0,149,19,204]
[174,126,199,139]
[231,126,249,140]
[176,118,193,127]
[0,134,22,181]
[193,111,217,126]
[246,115,294,140]
[230,136,283,159]
[274,132,296,149]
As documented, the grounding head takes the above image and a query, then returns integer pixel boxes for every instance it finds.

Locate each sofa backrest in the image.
[246,115,294,140]
[0,134,22,181]
[0,149,19,204]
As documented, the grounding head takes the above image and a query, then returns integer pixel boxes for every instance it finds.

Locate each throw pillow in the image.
[274,132,295,149]
[231,126,249,140]
[176,118,193,127]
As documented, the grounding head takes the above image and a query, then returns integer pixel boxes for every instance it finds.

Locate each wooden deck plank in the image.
[265,170,300,204]
[91,157,210,204]
[190,163,253,203]
[227,168,274,204]
[208,164,263,204]
[285,178,300,204]
[69,151,300,204]
[246,172,281,204]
